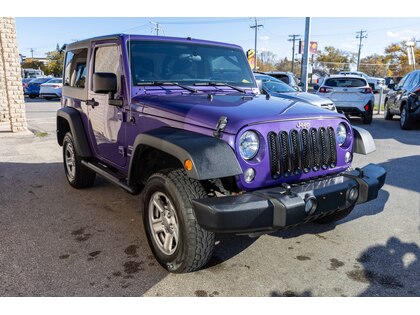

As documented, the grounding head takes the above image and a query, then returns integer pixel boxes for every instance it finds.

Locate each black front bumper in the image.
[192,164,386,234]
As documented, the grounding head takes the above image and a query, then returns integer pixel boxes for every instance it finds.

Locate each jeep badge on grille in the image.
[296,122,310,129]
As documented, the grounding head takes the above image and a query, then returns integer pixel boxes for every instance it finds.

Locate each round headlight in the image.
[336,123,347,146]
[239,131,260,160]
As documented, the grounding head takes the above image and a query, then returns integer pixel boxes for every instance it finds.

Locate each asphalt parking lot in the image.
[0,98,419,296]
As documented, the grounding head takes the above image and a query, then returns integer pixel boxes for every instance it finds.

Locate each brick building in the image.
[0,17,27,132]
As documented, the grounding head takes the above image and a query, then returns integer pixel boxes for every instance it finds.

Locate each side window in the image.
[94,45,120,91]
[407,72,420,89]
[64,48,88,88]
[398,74,409,89]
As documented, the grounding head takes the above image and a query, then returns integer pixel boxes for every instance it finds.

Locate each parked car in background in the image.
[24,77,51,98]
[40,78,63,100]
[255,73,336,111]
[338,71,385,92]
[315,74,374,124]
[384,69,420,130]
[22,78,33,92]
[259,71,303,91]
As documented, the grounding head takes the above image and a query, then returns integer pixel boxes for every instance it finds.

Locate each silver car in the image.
[255,74,336,111]
[315,74,374,124]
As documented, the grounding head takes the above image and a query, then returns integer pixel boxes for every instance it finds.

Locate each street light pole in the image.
[301,18,311,92]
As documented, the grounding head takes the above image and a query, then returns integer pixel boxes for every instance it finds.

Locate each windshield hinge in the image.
[213,116,228,138]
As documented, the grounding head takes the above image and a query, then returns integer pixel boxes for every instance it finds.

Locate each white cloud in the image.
[386,29,416,41]
[386,31,399,38]
[259,35,270,41]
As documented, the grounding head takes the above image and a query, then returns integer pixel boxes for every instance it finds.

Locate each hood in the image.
[268,91,333,106]
[133,93,343,134]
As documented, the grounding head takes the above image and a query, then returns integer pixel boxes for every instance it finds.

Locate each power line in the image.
[288,34,301,74]
[356,30,368,71]
[250,18,263,71]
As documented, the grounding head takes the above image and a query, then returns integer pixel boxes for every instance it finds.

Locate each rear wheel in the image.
[62,132,96,188]
[400,105,411,130]
[314,206,355,224]
[384,100,393,120]
[142,169,215,273]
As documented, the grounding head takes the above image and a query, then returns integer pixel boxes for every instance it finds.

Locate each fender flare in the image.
[128,127,242,183]
[352,126,376,155]
[56,107,92,158]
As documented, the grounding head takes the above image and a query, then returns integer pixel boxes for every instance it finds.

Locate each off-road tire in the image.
[400,105,411,130]
[314,206,355,224]
[142,169,215,273]
[384,100,393,120]
[62,132,96,188]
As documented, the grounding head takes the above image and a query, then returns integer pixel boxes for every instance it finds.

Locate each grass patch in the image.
[35,131,48,137]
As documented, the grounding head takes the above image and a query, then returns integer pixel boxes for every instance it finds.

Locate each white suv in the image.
[315,74,375,124]
[338,71,385,92]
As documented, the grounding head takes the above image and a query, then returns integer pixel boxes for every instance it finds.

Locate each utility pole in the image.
[250,18,263,71]
[288,34,301,74]
[151,22,162,36]
[356,30,367,71]
[301,18,311,92]
[30,48,34,58]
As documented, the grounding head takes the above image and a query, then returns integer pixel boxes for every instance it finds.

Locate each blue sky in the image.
[15,17,420,60]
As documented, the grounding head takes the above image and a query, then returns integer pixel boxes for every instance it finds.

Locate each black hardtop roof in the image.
[64,34,242,51]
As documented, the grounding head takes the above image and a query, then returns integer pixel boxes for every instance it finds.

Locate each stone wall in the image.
[0,17,27,132]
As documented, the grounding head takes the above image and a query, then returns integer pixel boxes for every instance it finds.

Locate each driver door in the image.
[87,42,127,168]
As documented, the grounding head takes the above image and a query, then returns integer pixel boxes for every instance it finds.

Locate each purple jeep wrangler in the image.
[57,34,386,273]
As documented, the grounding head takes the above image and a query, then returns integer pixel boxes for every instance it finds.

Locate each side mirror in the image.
[387,83,395,90]
[298,82,304,87]
[313,84,319,91]
[256,79,263,93]
[93,72,123,107]
[93,72,117,94]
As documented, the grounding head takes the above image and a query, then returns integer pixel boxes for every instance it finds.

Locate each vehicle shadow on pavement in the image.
[352,237,420,296]
[0,162,168,296]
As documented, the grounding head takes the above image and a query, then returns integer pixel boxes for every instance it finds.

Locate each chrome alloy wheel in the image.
[148,192,179,256]
[65,142,76,181]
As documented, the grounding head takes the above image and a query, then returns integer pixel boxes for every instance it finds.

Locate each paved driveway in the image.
[0,101,419,296]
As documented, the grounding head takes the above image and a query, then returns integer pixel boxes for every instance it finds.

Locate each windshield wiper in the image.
[136,81,197,93]
[194,82,246,94]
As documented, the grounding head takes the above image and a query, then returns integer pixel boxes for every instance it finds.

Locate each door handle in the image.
[85,98,99,107]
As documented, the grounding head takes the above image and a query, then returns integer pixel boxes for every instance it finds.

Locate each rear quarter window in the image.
[324,78,366,88]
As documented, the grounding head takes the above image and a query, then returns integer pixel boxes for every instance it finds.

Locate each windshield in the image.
[129,40,255,88]
[325,78,366,88]
[263,80,295,93]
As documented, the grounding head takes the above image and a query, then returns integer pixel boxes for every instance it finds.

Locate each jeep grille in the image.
[267,127,337,179]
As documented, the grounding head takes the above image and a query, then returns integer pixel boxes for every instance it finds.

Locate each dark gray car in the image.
[255,74,336,111]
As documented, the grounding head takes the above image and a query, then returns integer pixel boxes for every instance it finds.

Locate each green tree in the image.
[45,50,64,77]
[275,57,293,72]
[316,46,355,73]
[359,54,388,77]
[384,41,420,76]
[257,51,278,72]
[21,58,46,73]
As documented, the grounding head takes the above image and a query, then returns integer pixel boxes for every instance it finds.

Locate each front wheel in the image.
[314,206,355,224]
[142,169,215,273]
[400,105,411,130]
